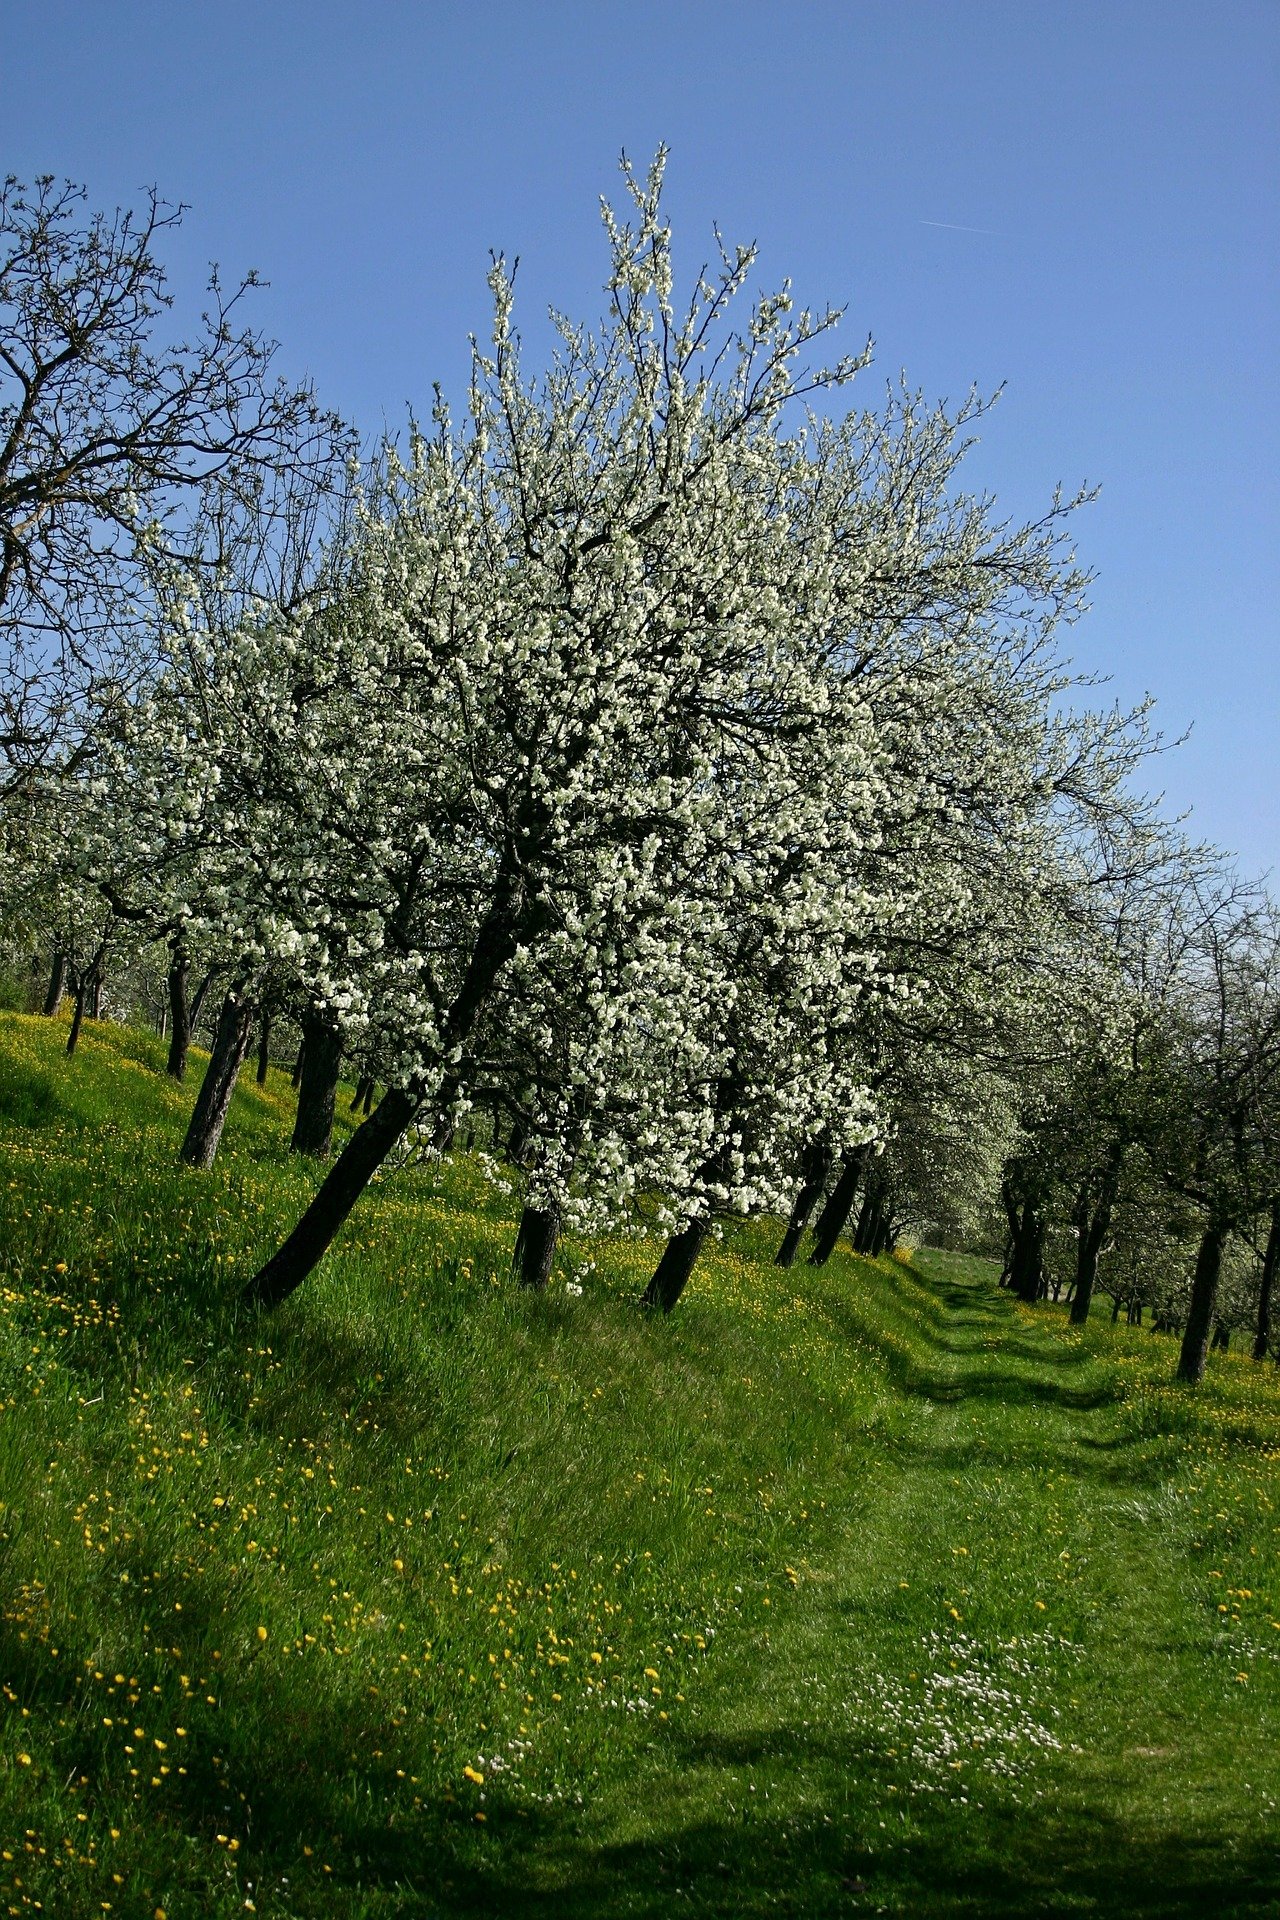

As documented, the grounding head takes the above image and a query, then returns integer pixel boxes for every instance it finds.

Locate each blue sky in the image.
[6,0,1277,870]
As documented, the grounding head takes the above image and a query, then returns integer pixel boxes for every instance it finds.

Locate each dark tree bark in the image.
[513,1201,560,1290]
[1254,1199,1280,1360]
[179,989,256,1170]
[362,1077,375,1115]
[775,1138,834,1267]
[246,1085,420,1308]
[871,1212,894,1257]
[189,968,218,1032]
[642,1218,712,1313]
[1178,1220,1230,1384]
[256,1011,272,1085]
[42,949,67,1016]
[1111,1294,1123,1323]
[89,971,104,1020]
[350,1074,373,1112]
[1211,1321,1229,1351]
[65,974,88,1055]
[807,1151,864,1267]
[244,861,529,1310]
[1008,1201,1046,1305]
[1069,1152,1123,1327]
[854,1178,885,1254]
[291,1038,306,1091]
[290,1007,342,1158]
[166,949,191,1081]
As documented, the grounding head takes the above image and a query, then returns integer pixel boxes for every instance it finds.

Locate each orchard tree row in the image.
[2,157,1275,1384]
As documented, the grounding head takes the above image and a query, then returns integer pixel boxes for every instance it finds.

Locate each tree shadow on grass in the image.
[10,1605,1274,1920]
[816,1293,1119,1419]
[417,1747,1280,1920]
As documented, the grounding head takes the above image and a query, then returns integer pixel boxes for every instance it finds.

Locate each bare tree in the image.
[0,173,347,781]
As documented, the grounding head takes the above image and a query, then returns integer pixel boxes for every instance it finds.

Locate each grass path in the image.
[498,1260,1279,1916]
[1,1015,1278,1917]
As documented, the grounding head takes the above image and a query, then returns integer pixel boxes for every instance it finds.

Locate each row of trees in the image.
[2,157,1275,1383]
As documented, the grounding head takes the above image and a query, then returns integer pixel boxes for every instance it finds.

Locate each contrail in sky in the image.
[919,219,1002,237]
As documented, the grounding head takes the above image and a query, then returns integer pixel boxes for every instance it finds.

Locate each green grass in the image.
[1,1011,1278,1918]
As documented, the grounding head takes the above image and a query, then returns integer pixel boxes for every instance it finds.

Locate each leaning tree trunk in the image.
[244,862,529,1311]
[513,1201,561,1290]
[807,1150,864,1267]
[188,968,218,1033]
[642,1218,712,1313]
[179,990,256,1170]
[1254,1199,1280,1360]
[1177,1220,1229,1384]
[65,973,88,1056]
[42,950,67,1017]
[166,949,192,1081]
[775,1139,834,1267]
[247,1086,422,1307]
[290,1008,343,1158]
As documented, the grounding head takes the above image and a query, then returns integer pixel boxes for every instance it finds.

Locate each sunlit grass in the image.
[1,1013,1278,1917]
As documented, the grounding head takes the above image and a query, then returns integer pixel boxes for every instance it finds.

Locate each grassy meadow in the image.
[1,1011,1278,1917]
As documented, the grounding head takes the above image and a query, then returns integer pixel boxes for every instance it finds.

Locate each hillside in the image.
[1,1013,1278,1918]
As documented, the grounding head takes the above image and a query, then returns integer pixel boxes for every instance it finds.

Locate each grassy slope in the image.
[0,1011,1277,1918]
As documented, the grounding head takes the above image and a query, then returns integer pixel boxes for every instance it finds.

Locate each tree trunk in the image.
[89,971,104,1020]
[256,1012,272,1085]
[189,968,218,1033]
[244,861,530,1311]
[42,950,67,1017]
[513,1201,560,1290]
[1111,1294,1122,1323]
[245,1085,421,1308]
[1211,1321,1229,1351]
[807,1151,864,1267]
[1008,1202,1045,1305]
[362,1077,375,1115]
[854,1181,884,1254]
[65,975,88,1056]
[1253,1199,1280,1360]
[1178,1221,1229,1384]
[1070,1167,1118,1327]
[290,1007,342,1158]
[179,990,256,1170]
[775,1139,834,1267]
[872,1212,894,1257]
[642,1218,711,1313]
[166,950,191,1081]
[350,1074,373,1113]
[291,1037,306,1091]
